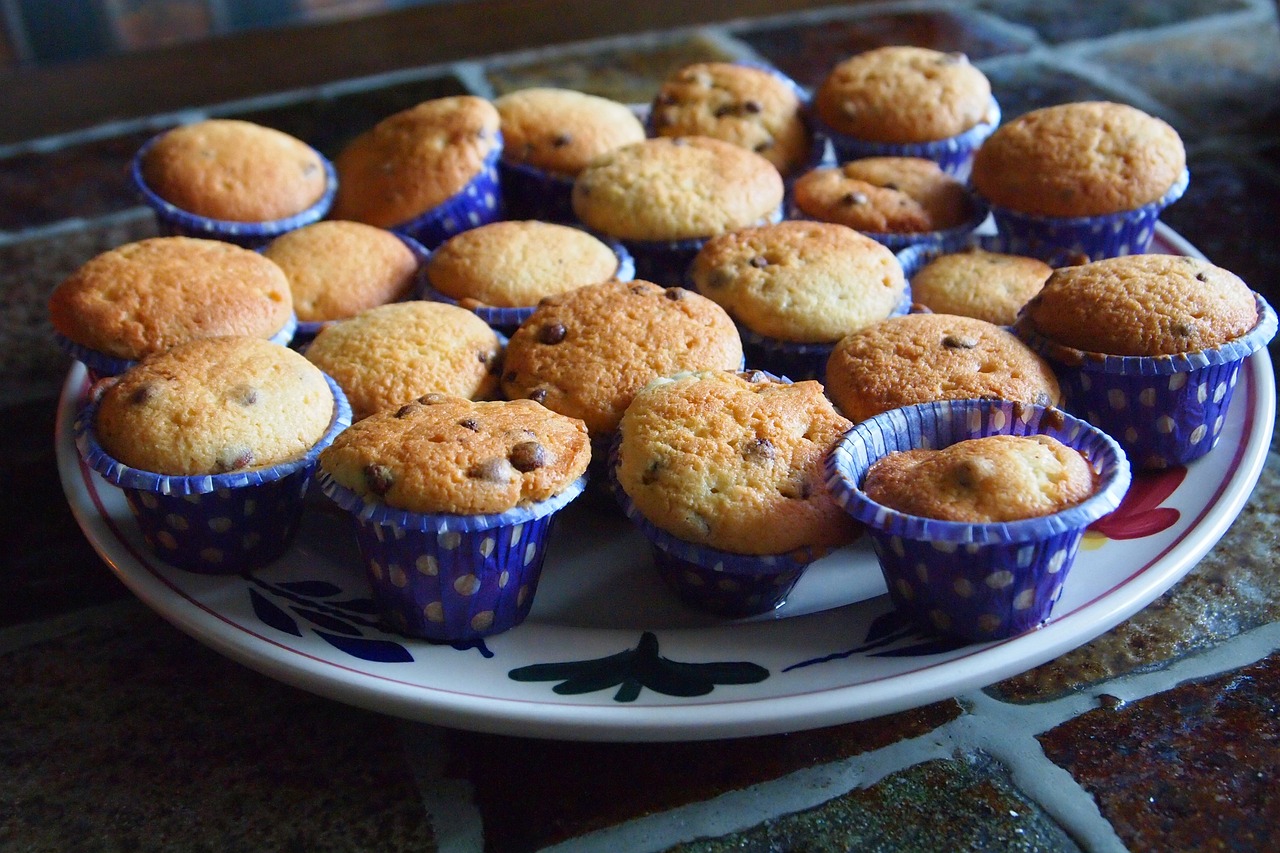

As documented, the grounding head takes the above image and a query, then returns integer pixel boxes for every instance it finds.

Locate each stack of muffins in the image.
[56,51,1275,646]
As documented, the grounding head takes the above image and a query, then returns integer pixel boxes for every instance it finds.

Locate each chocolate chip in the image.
[630,283,649,295]
[1195,271,1209,283]
[745,437,776,461]
[509,440,547,472]
[230,384,259,406]
[128,384,154,406]
[552,132,572,148]
[1172,321,1197,337]
[417,392,448,405]
[743,100,762,114]
[503,371,519,384]
[641,459,663,485]
[749,255,769,268]
[942,335,978,349]
[214,448,254,473]
[841,192,868,206]
[779,476,812,500]
[458,417,480,431]
[363,464,395,495]
[529,388,548,404]
[754,140,774,152]
[714,104,736,119]
[478,351,490,364]
[394,404,416,418]
[538,323,567,344]
[954,460,980,489]
[467,458,511,482]
[664,287,684,300]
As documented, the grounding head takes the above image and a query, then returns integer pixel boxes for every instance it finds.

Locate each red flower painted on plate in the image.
[1084,466,1187,546]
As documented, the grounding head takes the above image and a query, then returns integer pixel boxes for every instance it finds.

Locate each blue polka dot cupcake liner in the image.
[739,283,913,382]
[55,313,299,383]
[624,205,784,287]
[317,471,587,641]
[825,398,1131,642]
[1014,293,1276,470]
[291,233,432,346]
[982,168,1189,267]
[607,429,821,617]
[129,134,337,250]
[497,159,578,224]
[390,143,505,250]
[75,373,352,574]
[810,96,1001,179]
[418,233,635,336]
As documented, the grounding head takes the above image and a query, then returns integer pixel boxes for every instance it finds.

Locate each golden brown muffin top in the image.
[1020,254,1258,356]
[910,248,1051,326]
[970,101,1186,217]
[141,119,327,221]
[48,236,293,361]
[864,434,1096,523]
[495,87,645,177]
[792,157,975,232]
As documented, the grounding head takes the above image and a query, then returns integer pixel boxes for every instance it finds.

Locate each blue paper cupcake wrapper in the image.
[75,373,352,573]
[292,232,432,345]
[317,472,586,641]
[788,190,990,255]
[130,133,337,250]
[624,205,784,287]
[982,169,1189,266]
[55,313,299,381]
[810,96,1001,178]
[607,424,819,617]
[825,397,1131,641]
[498,159,578,224]
[738,283,913,381]
[419,232,635,335]
[1014,293,1276,469]
[391,141,505,250]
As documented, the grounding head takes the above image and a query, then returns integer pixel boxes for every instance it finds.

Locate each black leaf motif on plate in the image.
[315,630,414,663]
[249,588,301,637]
[291,607,362,636]
[784,608,965,672]
[508,631,768,702]
[278,580,344,597]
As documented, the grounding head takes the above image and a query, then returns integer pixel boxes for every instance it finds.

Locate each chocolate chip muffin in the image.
[791,157,976,234]
[615,369,858,555]
[648,62,813,177]
[495,87,645,179]
[500,279,743,437]
[304,301,503,420]
[320,393,590,516]
[864,434,1097,523]
[93,336,335,476]
[825,313,1062,422]
[689,220,906,343]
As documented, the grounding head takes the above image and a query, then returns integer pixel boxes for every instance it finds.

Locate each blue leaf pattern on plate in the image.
[249,588,301,637]
[316,630,415,663]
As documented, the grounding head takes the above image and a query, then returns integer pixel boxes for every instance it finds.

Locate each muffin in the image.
[825,398,1130,641]
[494,87,646,222]
[689,220,908,379]
[790,157,987,252]
[970,101,1188,265]
[330,96,504,249]
[317,393,591,641]
[131,119,335,248]
[75,336,350,573]
[613,369,858,616]
[906,246,1052,326]
[421,220,634,334]
[1013,254,1277,469]
[648,61,818,178]
[304,301,504,421]
[571,136,785,286]
[812,46,999,176]
[262,220,428,340]
[499,279,743,460]
[49,236,296,379]
[824,312,1062,422]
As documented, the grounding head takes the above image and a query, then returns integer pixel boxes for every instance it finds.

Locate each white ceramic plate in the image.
[56,226,1276,741]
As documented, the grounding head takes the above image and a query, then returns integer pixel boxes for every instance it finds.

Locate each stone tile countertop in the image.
[3,1,1280,851]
